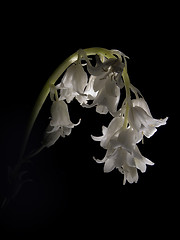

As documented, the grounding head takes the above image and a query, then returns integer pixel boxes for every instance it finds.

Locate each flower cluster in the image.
[42,49,168,184]
[92,98,167,184]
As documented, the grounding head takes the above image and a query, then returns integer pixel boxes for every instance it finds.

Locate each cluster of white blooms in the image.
[42,49,168,184]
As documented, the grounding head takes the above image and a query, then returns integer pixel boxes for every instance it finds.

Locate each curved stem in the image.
[122,62,131,128]
[20,48,115,160]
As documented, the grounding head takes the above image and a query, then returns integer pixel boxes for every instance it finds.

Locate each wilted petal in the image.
[87,56,116,76]
[86,55,105,76]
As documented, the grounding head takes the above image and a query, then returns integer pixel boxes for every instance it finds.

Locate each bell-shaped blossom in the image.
[81,53,125,115]
[92,113,154,184]
[83,75,120,115]
[91,116,124,149]
[83,75,98,100]
[94,145,153,185]
[59,61,88,104]
[129,98,168,138]
[33,48,168,186]
[43,100,80,148]
[110,127,142,157]
[49,100,80,130]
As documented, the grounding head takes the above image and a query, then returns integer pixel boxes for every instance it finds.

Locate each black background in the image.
[0,2,178,238]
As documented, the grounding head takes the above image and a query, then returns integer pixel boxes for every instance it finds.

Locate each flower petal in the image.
[50,100,81,129]
[104,158,115,172]
[96,105,108,114]
[72,63,88,94]
[84,75,98,99]
[111,128,136,153]
[93,75,107,92]
[91,135,104,142]
[105,77,119,97]
[43,128,63,148]
[134,147,154,172]
[132,98,152,116]
[50,101,72,127]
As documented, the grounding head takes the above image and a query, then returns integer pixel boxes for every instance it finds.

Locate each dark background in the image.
[0,2,177,238]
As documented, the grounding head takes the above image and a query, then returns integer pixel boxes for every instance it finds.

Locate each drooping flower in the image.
[84,75,120,114]
[80,53,125,115]
[83,75,98,100]
[59,60,88,104]
[91,116,124,149]
[29,48,168,185]
[43,99,80,148]
[94,145,154,185]
[129,98,168,138]
[93,120,154,184]
[49,100,80,131]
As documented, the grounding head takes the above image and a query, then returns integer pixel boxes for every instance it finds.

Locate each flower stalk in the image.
[2,46,168,209]
[122,62,131,128]
[20,48,116,161]
[19,47,168,185]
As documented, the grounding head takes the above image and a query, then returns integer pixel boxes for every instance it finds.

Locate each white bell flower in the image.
[91,116,124,149]
[43,100,80,148]
[82,53,124,115]
[24,48,168,186]
[110,127,141,157]
[50,100,79,129]
[94,137,154,185]
[92,112,154,184]
[83,75,120,115]
[59,61,88,104]
[94,76,120,114]
[129,98,168,138]
[43,126,70,148]
[83,75,98,100]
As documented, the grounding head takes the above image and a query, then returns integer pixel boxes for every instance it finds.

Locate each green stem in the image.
[20,48,116,160]
[122,64,131,128]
